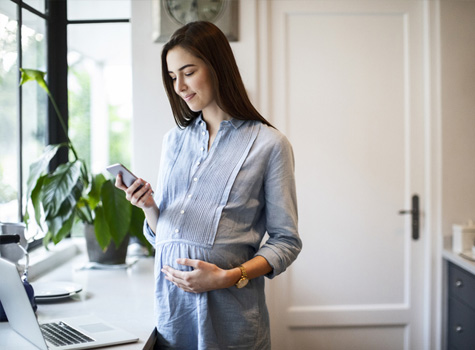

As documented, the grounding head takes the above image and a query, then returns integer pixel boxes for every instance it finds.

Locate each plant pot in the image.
[84,224,130,265]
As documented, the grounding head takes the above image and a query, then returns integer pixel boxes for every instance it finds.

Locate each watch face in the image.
[166,0,226,25]
[236,278,248,289]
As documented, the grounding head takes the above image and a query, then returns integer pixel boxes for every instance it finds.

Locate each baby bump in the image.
[155,240,254,271]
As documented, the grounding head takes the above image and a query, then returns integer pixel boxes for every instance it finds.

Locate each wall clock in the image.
[152,0,239,43]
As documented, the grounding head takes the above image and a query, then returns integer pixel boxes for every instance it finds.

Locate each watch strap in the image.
[238,265,248,279]
[235,265,249,288]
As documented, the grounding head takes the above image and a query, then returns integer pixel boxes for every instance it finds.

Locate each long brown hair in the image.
[161,21,273,128]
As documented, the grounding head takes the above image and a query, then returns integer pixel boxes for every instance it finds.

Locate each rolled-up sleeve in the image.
[256,133,302,278]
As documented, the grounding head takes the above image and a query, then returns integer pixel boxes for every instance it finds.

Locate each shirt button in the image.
[202,131,205,136]
[200,147,204,151]
[175,229,179,233]
[180,210,185,214]
[188,194,192,198]
[193,177,198,182]
[197,161,201,166]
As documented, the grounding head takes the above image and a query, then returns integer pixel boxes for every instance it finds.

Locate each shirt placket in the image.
[173,120,209,238]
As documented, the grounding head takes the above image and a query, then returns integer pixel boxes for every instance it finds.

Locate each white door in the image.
[258,1,430,349]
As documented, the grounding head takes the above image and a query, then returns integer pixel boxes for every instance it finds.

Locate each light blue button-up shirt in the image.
[144,115,301,349]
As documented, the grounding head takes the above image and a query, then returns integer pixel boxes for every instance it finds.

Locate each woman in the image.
[116,21,302,350]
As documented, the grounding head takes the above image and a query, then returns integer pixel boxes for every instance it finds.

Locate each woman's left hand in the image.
[161,258,239,293]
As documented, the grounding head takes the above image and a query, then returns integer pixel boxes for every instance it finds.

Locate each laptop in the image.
[0,258,139,349]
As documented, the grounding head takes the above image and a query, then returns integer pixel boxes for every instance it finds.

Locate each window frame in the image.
[8,0,49,221]
[6,0,130,250]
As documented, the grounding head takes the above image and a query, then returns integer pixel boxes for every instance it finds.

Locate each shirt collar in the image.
[228,118,246,129]
[195,114,246,130]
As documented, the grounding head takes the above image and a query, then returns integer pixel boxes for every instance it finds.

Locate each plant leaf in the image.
[129,205,151,249]
[129,205,145,238]
[25,144,61,229]
[45,193,77,244]
[20,68,80,161]
[93,205,111,250]
[80,161,90,188]
[25,144,62,200]
[87,173,107,210]
[42,161,82,217]
[19,68,50,94]
[43,231,53,249]
[76,198,93,224]
[49,209,75,244]
[28,175,47,229]
[101,180,131,247]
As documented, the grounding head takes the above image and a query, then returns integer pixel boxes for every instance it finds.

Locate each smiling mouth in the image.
[183,94,195,102]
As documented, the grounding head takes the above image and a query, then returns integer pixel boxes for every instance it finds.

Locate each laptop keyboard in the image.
[40,321,95,347]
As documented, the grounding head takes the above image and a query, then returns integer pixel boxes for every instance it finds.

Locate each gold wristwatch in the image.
[235,265,249,288]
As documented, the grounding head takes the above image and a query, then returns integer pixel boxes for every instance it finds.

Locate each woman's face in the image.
[167,46,216,114]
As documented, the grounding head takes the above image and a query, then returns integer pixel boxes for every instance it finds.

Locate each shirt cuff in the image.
[255,246,286,279]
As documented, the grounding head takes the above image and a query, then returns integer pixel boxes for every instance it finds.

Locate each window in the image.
[67,1,132,236]
[0,0,47,236]
[0,2,21,222]
[67,16,132,174]
[0,0,132,244]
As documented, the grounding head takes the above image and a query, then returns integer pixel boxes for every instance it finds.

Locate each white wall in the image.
[440,0,475,236]
[130,0,260,187]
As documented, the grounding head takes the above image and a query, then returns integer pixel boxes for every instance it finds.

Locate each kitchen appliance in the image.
[0,234,36,322]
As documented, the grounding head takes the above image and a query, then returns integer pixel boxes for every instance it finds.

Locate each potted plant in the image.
[21,68,151,264]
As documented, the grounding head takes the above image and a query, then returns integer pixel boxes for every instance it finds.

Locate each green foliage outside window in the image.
[68,67,91,168]
[109,104,131,167]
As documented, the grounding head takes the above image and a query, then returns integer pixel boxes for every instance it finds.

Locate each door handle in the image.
[399,194,420,240]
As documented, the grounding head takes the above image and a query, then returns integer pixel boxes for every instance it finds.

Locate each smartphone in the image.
[106,163,139,188]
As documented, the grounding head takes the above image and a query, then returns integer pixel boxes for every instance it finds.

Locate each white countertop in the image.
[442,237,475,275]
[0,239,156,349]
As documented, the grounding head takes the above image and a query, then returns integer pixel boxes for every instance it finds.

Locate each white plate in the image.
[33,281,83,300]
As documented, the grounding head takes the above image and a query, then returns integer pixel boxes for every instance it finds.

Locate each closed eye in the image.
[169,71,194,82]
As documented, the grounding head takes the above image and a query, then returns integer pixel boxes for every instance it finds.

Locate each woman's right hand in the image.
[115,174,155,210]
